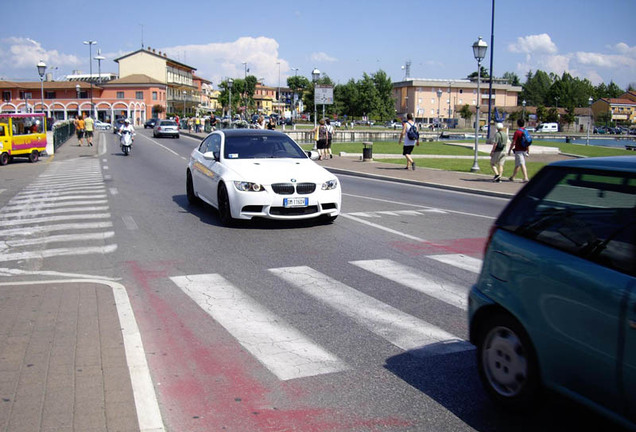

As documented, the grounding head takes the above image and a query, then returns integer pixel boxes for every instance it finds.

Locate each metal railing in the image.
[53,121,76,151]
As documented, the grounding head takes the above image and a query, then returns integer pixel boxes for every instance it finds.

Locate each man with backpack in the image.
[398,113,419,170]
[507,118,532,183]
[489,122,507,182]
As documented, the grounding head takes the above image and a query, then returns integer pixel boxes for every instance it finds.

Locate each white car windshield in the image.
[224,135,308,159]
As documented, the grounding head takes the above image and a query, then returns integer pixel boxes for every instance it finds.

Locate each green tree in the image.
[459,104,473,126]
[371,70,395,120]
[502,72,521,86]
[467,66,490,80]
[535,104,547,123]
[520,70,553,107]
[562,105,576,132]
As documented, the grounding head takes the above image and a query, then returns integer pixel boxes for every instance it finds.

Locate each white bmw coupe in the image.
[186,129,341,225]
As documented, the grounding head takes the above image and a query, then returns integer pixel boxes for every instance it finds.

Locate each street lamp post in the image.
[183,90,187,118]
[311,68,320,129]
[76,84,81,116]
[587,96,593,145]
[436,89,442,127]
[522,99,526,122]
[471,36,488,173]
[228,78,233,119]
[447,82,453,128]
[37,60,46,115]
[83,40,97,118]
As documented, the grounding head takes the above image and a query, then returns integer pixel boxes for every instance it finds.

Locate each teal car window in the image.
[500,167,636,276]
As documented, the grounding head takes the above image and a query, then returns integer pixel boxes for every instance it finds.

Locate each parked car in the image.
[186,129,341,226]
[153,120,179,138]
[330,120,341,128]
[469,156,636,430]
[535,122,558,132]
[144,118,158,129]
[94,120,111,130]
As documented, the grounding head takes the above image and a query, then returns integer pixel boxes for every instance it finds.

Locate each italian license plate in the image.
[283,197,308,208]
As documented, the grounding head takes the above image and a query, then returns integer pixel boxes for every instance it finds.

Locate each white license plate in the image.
[283,197,308,208]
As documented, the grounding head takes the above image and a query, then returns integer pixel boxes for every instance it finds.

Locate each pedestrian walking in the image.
[508,119,530,183]
[325,119,334,158]
[75,114,85,146]
[255,115,265,129]
[84,115,94,147]
[398,113,419,170]
[266,117,276,130]
[489,122,507,182]
[313,119,328,160]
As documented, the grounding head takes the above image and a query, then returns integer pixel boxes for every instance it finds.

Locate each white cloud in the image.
[310,52,337,63]
[161,37,289,87]
[508,34,558,55]
[0,37,81,76]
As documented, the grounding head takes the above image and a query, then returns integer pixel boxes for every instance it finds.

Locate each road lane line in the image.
[350,259,468,310]
[0,222,113,238]
[0,232,115,248]
[0,244,117,262]
[0,213,111,227]
[171,274,348,381]
[270,266,472,357]
[340,213,427,242]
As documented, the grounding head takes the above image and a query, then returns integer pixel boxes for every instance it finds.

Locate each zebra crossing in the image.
[0,158,116,266]
[170,256,478,382]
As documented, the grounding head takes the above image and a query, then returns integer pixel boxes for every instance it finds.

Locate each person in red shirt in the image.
[507,119,530,183]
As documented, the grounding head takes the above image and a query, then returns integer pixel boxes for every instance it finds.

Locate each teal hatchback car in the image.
[469,156,635,429]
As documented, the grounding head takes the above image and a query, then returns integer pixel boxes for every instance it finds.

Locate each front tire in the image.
[122,145,129,156]
[186,170,199,205]
[217,183,234,226]
[0,152,9,166]
[476,313,541,411]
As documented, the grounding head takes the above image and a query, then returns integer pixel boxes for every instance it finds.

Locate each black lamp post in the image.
[83,40,97,118]
[228,78,233,119]
[312,68,320,129]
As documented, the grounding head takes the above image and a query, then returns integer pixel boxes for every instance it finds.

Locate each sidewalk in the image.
[1,134,143,432]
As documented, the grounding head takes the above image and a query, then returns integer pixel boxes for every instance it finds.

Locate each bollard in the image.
[362,141,373,161]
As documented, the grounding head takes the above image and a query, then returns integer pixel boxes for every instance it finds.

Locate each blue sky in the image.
[1,0,634,91]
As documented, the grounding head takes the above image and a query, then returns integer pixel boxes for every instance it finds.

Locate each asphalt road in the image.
[0,130,624,432]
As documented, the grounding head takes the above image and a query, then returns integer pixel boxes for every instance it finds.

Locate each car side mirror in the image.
[203,151,219,161]
[307,150,320,160]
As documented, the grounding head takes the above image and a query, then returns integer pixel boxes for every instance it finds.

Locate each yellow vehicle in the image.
[0,113,47,165]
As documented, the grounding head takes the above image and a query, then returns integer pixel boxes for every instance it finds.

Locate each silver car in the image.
[153,120,179,138]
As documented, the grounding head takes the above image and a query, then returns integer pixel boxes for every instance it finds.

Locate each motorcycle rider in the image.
[118,118,135,139]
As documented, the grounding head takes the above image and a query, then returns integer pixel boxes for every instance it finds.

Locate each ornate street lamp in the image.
[37,60,46,115]
[83,40,97,118]
[522,99,526,122]
[471,36,488,172]
[312,68,320,129]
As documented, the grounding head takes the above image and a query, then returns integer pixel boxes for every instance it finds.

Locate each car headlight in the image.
[233,181,264,192]
[321,179,338,190]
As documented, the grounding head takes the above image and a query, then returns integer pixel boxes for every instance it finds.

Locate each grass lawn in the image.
[301,139,635,179]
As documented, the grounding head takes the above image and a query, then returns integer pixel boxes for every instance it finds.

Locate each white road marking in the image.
[0,200,108,211]
[171,274,348,381]
[0,206,110,217]
[428,254,483,274]
[0,232,114,248]
[350,259,468,310]
[0,213,111,227]
[0,244,117,262]
[270,266,472,356]
[122,215,138,230]
[340,213,427,242]
[0,222,114,238]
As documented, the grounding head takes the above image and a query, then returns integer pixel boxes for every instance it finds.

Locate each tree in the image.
[520,70,553,107]
[467,66,490,80]
[459,104,473,126]
[152,104,165,117]
[502,72,521,86]
[535,105,547,123]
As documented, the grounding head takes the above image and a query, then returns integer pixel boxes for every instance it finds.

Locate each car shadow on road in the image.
[384,347,627,432]
[172,194,336,230]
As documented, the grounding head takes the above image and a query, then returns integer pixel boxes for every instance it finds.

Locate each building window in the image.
[152,91,157,100]
[2,91,11,101]
[45,91,56,99]
[117,91,124,99]
[136,91,143,100]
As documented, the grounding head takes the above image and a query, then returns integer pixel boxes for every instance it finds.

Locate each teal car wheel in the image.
[476,313,541,411]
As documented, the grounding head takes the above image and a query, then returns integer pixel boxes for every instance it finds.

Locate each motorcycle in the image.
[118,129,134,155]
